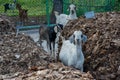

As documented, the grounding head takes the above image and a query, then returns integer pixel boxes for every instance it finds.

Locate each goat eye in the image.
[81,35,83,38]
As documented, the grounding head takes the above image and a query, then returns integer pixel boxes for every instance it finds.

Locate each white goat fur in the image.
[54,4,78,27]
[59,31,87,72]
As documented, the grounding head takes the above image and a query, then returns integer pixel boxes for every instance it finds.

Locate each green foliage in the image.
[0,0,48,16]
[114,0,120,11]
[63,0,117,16]
[0,0,119,17]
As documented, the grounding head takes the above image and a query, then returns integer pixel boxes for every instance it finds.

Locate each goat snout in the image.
[76,39,79,42]
[75,39,81,44]
[71,10,74,14]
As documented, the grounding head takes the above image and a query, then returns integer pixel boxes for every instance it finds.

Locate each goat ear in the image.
[69,35,73,43]
[67,7,70,11]
[54,11,59,15]
[54,26,58,33]
[58,24,63,30]
[82,35,87,42]
[69,34,75,44]
[75,6,77,11]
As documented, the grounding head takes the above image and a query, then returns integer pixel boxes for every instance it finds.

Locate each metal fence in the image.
[63,0,116,16]
[0,0,53,26]
[0,0,117,27]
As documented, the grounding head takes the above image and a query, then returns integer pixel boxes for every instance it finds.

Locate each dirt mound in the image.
[1,12,120,80]
[0,33,49,75]
[0,33,94,80]
[61,11,120,79]
[0,14,94,80]
[0,15,15,34]
[0,63,94,80]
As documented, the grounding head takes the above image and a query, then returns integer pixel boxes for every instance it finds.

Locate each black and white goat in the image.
[54,4,78,27]
[59,30,87,72]
[4,1,16,13]
[16,3,28,23]
[39,24,63,60]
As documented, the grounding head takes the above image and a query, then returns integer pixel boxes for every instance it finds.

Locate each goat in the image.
[54,4,78,27]
[16,3,28,23]
[39,24,63,60]
[4,3,16,13]
[59,30,87,72]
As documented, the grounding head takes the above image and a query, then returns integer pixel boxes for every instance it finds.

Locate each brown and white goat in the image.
[16,3,28,23]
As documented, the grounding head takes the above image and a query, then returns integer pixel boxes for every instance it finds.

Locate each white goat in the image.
[59,30,87,72]
[54,4,78,27]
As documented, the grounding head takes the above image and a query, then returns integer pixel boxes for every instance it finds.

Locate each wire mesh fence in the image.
[63,0,116,16]
[0,0,53,26]
[0,0,118,27]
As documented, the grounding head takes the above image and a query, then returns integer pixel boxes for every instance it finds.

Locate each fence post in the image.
[46,0,50,26]
[50,0,63,24]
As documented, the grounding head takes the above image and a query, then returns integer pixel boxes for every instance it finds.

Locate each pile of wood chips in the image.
[60,11,120,80]
[0,15,94,80]
[0,33,94,80]
[0,15,15,34]
[0,12,120,80]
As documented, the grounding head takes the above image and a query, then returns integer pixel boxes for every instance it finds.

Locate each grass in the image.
[0,0,52,16]
[0,0,119,16]
[63,0,117,15]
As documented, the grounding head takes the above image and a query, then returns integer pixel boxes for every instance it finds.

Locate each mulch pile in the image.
[0,33,94,80]
[0,11,120,80]
[0,33,49,74]
[0,15,15,34]
[0,16,93,80]
[61,11,120,80]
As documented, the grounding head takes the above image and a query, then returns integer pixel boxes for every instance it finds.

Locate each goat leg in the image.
[53,41,57,60]
[49,41,52,54]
